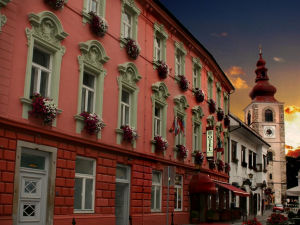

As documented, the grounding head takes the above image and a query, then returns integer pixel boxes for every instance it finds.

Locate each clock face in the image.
[263,126,275,138]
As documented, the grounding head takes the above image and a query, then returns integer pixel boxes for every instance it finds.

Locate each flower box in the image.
[29,93,57,125]
[208,99,216,114]
[89,12,108,37]
[194,151,204,165]
[267,213,288,225]
[194,88,205,103]
[177,75,189,91]
[217,159,224,171]
[153,135,168,151]
[44,0,64,10]
[156,61,169,79]
[176,144,188,158]
[208,160,216,170]
[125,38,140,59]
[80,112,105,134]
[121,125,138,143]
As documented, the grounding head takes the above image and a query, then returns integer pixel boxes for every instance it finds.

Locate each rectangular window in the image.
[151,171,161,211]
[248,150,253,169]
[175,53,182,75]
[122,11,132,38]
[193,123,200,151]
[208,80,213,99]
[88,0,98,13]
[176,116,184,145]
[217,90,221,108]
[154,36,162,61]
[81,72,95,113]
[263,155,266,170]
[121,89,130,126]
[154,104,162,136]
[253,152,257,170]
[74,157,95,212]
[193,67,199,88]
[30,47,52,98]
[174,175,183,211]
[231,140,237,162]
[241,146,246,163]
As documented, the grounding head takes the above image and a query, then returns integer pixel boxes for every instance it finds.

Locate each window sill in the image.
[74,209,95,214]
[151,209,162,213]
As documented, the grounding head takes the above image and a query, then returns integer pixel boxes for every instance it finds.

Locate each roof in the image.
[229,113,271,147]
[153,0,235,91]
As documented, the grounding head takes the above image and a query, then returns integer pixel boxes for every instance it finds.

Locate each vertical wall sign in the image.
[206,130,214,158]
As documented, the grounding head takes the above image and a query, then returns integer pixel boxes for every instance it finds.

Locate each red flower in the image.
[154,135,168,151]
[80,112,105,134]
[176,145,188,158]
[194,151,204,165]
[121,125,138,142]
[177,75,189,91]
[156,61,169,79]
[267,213,288,224]
[125,38,140,59]
[217,160,224,171]
[243,218,262,225]
[44,0,64,10]
[208,99,216,114]
[194,88,205,103]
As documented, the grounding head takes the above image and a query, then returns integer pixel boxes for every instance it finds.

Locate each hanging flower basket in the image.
[176,144,188,158]
[267,213,288,225]
[208,99,216,114]
[89,12,108,37]
[153,135,168,151]
[44,0,65,10]
[125,38,140,59]
[29,93,58,125]
[217,108,224,121]
[80,112,105,134]
[208,160,216,170]
[243,218,262,225]
[217,160,224,171]
[225,163,230,173]
[177,75,189,91]
[121,125,138,143]
[194,88,205,103]
[224,115,230,127]
[156,61,169,79]
[194,151,204,165]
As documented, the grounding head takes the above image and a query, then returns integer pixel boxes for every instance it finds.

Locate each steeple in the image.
[249,48,277,102]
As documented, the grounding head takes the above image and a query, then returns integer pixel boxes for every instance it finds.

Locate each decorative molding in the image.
[173,95,189,111]
[151,82,170,104]
[192,106,204,122]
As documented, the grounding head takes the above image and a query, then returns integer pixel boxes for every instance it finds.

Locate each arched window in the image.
[265,109,273,122]
[247,112,251,126]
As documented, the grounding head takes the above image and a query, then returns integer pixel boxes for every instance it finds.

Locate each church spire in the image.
[249,48,278,102]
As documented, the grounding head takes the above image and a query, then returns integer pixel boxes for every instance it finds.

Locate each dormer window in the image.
[247,112,251,126]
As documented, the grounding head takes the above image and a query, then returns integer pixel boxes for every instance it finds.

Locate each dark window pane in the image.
[74,178,83,209]
[21,153,45,170]
[83,73,95,88]
[33,48,50,68]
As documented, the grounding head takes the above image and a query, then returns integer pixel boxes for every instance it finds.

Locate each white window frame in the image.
[121,89,131,126]
[193,67,199,89]
[154,36,162,61]
[193,123,200,151]
[154,103,162,136]
[30,47,53,98]
[81,72,96,113]
[151,171,162,212]
[88,0,98,13]
[122,10,132,39]
[74,156,96,213]
[175,52,182,75]
[174,175,183,211]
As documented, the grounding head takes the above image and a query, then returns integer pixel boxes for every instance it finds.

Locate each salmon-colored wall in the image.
[0,0,232,167]
[0,0,232,224]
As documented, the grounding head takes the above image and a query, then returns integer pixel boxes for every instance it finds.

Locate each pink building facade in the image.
[0,0,234,224]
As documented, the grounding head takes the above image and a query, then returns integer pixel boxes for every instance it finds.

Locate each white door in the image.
[115,165,130,225]
[17,149,49,225]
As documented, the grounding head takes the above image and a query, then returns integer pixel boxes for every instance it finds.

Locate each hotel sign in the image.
[206,130,214,158]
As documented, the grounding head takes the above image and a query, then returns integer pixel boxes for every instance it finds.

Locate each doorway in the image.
[17,149,49,225]
[115,165,131,225]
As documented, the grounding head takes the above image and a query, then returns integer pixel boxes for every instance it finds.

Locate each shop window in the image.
[74,157,95,212]
[151,171,161,212]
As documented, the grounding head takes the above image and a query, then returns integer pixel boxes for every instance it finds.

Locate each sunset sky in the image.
[160,0,300,153]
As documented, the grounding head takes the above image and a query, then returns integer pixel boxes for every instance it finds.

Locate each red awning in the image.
[216,182,250,197]
[189,173,217,194]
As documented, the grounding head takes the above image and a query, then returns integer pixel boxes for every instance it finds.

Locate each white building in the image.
[229,114,270,216]
[244,52,286,204]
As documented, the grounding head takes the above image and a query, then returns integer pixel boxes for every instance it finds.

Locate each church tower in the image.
[244,50,286,204]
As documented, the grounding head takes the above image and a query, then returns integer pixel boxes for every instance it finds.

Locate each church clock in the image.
[263,126,275,138]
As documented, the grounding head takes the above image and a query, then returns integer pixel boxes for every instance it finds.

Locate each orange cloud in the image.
[286,148,300,158]
[286,145,294,150]
[226,66,248,89]
[285,105,300,114]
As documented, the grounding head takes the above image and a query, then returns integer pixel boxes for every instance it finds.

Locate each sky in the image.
[160,0,300,153]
